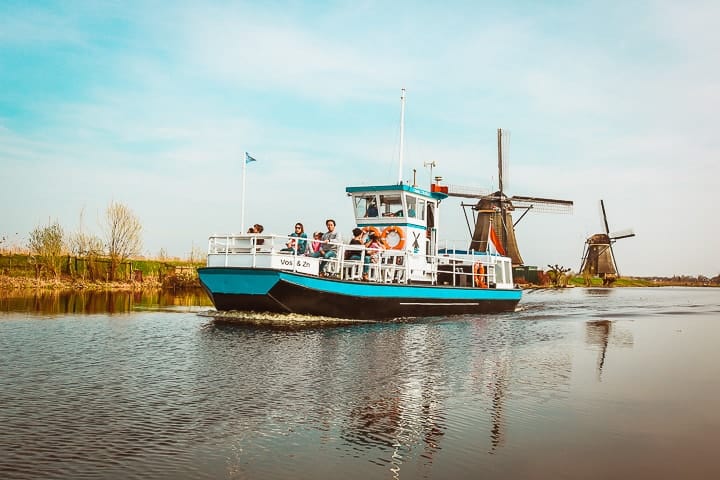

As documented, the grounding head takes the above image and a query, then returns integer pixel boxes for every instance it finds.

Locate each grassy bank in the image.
[0,253,202,291]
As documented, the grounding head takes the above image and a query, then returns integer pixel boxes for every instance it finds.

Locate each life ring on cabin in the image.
[361,226,386,248]
[473,262,487,288]
[381,225,405,250]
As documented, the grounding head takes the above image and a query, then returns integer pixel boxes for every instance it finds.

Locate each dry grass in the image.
[0,274,162,291]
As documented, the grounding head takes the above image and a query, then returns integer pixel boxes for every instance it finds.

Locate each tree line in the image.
[26,201,142,281]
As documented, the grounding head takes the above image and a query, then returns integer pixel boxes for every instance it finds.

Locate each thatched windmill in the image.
[446,129,573,266]
[579,200,635,286]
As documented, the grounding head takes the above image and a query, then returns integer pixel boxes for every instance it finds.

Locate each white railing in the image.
[206,234,510,288]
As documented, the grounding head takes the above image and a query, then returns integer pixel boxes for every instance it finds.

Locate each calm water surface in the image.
[1,287,719,479]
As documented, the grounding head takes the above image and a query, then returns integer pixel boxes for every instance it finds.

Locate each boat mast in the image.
[398,88,406,184]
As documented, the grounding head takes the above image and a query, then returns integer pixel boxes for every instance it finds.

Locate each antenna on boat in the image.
[398,88,406,184]
[424,160,436,189]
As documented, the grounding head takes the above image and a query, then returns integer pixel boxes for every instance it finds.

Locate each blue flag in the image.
[245,152,257,164]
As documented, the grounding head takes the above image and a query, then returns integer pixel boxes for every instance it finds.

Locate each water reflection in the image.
[202,317,574,478]
[0,289,211,315]
[585,319,634,379]
[585,288,614,296]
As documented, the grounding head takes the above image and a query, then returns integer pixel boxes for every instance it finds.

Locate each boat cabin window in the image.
[355,195,379,218]
[406,196,417,218]
[380,195,403,217]
[417,199,426,221]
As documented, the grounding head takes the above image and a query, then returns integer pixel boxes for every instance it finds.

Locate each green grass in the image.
[567,275,661,287]
[0,253,203,280]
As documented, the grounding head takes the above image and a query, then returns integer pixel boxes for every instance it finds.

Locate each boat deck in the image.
[205,233,515,289]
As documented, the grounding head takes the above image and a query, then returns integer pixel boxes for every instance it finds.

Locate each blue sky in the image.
[1,0,718,277]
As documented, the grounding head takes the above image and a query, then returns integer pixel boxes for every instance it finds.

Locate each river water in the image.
[1,287,719,479]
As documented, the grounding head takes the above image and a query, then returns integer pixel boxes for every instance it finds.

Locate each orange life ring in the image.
[381,225,405,250]
[473,262,487,288]
[361,226,387,248]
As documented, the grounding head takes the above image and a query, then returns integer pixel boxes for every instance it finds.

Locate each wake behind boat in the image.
[198,182,521,320]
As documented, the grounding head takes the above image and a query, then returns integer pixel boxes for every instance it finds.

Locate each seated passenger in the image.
[280,222,307,254]
[313,219,343,276]
[306,231,323,256]
[247,223,265,245]
[345,228,364,260]
[362,232,384,280]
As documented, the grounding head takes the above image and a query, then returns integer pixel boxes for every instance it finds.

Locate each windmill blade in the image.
[445,184,492,199]
[498,128,511,194]
[610,228,635,240]
[579,242,590,273]
[609,243,620,277]
[600,200,610,235]
[510,195,573,214]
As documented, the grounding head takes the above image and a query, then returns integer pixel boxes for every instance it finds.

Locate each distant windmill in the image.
[579,200,635,286]
[445,129,574,266]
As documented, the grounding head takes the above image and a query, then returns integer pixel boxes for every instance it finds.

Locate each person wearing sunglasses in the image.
[280,222,307,254]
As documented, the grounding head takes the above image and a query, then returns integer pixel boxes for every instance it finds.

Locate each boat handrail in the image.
[206,233,507,288]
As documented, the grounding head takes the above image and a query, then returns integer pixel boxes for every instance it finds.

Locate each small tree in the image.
[28,221,65,278]
[104,201,142,281]
[68,231,104,280]
[546,264,572,288]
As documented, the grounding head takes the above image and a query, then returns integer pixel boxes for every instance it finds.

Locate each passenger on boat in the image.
[247,223,264,245]
[315,219,342,275]
[363,232,383,280]
[345,228,364,260]
[306,231,323,256]
[280,222,307,254]
[365,232,382,263]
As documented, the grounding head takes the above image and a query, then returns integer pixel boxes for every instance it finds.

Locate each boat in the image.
[198,91,522,320]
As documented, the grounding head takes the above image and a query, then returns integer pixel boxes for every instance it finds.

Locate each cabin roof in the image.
[345,184,448,201]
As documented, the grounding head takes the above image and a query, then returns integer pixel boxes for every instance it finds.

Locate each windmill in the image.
[579,200,635,286]
[445,129,573,266]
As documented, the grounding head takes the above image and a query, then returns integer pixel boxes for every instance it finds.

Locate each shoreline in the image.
[2,274,714,294]
[0,274,181,292]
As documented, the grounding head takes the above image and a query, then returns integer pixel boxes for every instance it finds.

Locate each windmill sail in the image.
[449,129,573,266]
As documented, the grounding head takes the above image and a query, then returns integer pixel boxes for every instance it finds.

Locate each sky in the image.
[1,0,718,277]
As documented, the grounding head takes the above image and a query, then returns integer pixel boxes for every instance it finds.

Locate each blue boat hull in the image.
[198,267,521,320]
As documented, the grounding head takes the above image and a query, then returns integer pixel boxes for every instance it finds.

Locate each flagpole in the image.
[398,88,406,184]
[241,152,247,232]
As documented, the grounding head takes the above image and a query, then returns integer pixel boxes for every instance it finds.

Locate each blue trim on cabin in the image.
[345,184,448,201]
[356,222,427,230]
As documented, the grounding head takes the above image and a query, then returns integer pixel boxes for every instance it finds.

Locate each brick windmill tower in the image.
[579,200,635,286]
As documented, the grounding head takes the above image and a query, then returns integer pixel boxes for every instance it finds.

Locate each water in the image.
[1,287,719,479]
